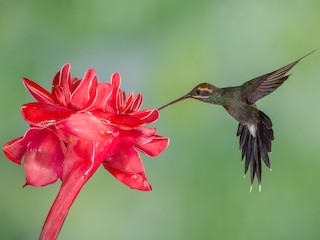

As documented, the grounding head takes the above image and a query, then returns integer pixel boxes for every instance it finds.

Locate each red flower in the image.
[2,64,169,240]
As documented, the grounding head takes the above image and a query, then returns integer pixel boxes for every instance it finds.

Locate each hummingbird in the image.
[159,51,314,191]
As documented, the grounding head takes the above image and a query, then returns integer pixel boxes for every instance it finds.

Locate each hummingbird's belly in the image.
[225,104,259,125]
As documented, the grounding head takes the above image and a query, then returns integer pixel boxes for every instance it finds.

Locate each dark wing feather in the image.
[243,51,315,104]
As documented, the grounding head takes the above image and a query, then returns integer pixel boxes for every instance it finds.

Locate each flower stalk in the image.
[39,157,101,239]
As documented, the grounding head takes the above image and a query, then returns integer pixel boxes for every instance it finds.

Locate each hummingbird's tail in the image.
[236,111,274,192]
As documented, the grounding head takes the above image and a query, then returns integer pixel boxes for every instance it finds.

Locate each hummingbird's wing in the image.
[243,51,314,104]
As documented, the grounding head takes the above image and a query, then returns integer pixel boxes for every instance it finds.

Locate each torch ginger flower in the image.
[2,64,169,239]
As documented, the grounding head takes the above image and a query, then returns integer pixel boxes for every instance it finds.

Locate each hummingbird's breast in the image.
[219,87,260,125]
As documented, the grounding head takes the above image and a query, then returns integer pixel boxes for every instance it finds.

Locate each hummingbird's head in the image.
[158,83,218,110]
[188,83,218,101]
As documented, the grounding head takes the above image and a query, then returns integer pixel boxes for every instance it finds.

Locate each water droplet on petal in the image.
[131,174,143,182]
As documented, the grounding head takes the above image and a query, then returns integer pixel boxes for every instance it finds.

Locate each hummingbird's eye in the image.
[195,89,201,95]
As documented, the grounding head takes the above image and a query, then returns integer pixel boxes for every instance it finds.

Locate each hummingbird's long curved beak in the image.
[158,94,191,111]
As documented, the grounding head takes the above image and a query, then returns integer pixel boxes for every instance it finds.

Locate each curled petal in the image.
[69,69,98,110]
[130,93,142,112]
[121,92,134,113]
[56,112,116,141]
[130,109,159,124]
[111,72,121,94]
[3,137,24,164]
[105,166,152,191]
[103,146,152,191]
[117,90,125,112]
[136,135,170,157]
[51,71,61,100]
[52,64,72,106]
[21,103,75,127]
[105,72,121,113]
[22,78,56,104]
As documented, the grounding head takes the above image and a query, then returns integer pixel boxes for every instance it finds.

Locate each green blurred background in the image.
[1,0,319,239]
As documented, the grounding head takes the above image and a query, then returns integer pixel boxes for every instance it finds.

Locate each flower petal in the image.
[103,146,152,191]
[22,78,56,104]
[120,126,156,145]
[92,110,158,127]
[24,129,64,187]
[121,92,134,113]
[130,109,159,124]
[91,111,143,127]
[111,72,121,93]
[130,93,142,112]
[117,90,125,112]
[89,83,112,111]
[3,128,64,186]
[61,137,95,180]
[69,69,98,110]
[107,114,143,127]
[52,64,72,106]
[56,112,116,141]
[21,103,75,127]
[101,127,155,151]
[3,137,25,164]
[136,135,170,156]
[105,73,121,113]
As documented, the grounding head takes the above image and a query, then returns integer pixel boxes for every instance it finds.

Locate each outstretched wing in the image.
[242,51,315,104]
